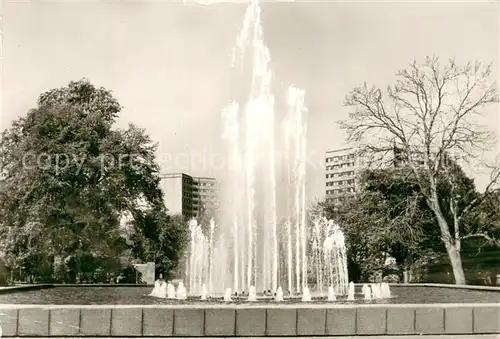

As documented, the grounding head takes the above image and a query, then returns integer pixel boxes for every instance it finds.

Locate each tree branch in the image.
[460,233,500,247]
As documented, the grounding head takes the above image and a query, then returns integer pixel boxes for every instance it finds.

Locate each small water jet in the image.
[371,283,380,299]
[327,286,336,301]
[176,282,187,300]
[301,286,311,302]
[200,284,208,300]
[158,282,167,298]
[381,282,391,298]
[150,280,161,298]
[167,283,176,299]
[362,284,372,300]
[347,282,355,301]
[275,286,284,302]
[247,286,257,301]
[224,288,232,302]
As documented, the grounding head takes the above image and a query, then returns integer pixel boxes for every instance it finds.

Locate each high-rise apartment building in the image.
[160,173,195,217]
[325,144,452,202]
[160,173,218,219]
[325,148,359,203]
[192,176,219,218]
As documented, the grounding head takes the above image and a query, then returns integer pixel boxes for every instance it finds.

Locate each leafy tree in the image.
[0,79,179,282]
[459,189,500,285]
[340,57,499,284]
[128,210,188,280]
[460,182,500,246]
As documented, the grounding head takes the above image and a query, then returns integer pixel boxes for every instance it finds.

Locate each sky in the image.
[2,0,499,203]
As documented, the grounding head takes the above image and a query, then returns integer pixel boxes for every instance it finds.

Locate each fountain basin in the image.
[0,302,498,336]
[0,285,498,336]
[1,284,499,304]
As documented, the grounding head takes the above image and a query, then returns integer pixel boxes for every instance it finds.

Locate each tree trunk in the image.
[446,242,466,285]
[428,185,466,285]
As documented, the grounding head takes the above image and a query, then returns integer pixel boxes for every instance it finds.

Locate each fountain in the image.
[183,216,349,300]
[275,286,284,302]
[176,0,349,301]
[224,288,232,302]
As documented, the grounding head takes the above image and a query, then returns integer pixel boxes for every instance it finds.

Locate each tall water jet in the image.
[208,218,215,294]
[221,102,241,293]
[186,219,210,295]
[217,0,282,294]
[284,86,308,294]
[181,0,348,297]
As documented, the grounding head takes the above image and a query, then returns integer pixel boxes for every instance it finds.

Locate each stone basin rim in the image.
[0,302,499,309]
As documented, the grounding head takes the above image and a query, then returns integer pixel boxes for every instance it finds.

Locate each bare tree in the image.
[340,56,499,284]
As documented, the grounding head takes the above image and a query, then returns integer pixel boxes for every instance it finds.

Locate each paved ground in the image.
[7,336,500,339]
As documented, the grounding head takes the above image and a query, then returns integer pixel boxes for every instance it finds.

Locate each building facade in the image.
[160,173,218,219]
[325,145,452,202]
[325,148,359,204]
[325,146,409,202]
[160,173,195,217]
[192,176,218,219]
